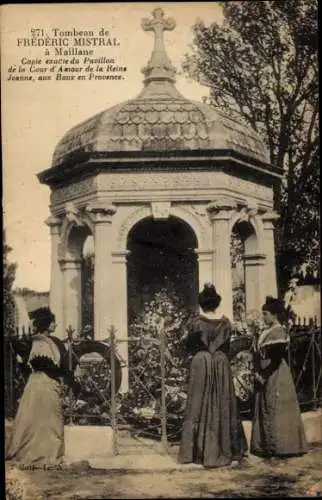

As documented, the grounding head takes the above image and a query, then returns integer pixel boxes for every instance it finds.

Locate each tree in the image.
[183,0,319,294]
[3,230,17,336]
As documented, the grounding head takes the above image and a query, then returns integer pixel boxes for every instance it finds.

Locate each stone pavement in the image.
[86,445,265,471]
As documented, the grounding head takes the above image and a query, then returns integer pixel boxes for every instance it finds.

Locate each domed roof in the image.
[52,8,269,169]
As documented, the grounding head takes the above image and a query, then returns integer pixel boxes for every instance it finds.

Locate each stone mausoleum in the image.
[38,8,282,390]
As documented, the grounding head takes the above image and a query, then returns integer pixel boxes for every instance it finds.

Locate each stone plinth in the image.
[242,409,322,448]
[64,425,114,461]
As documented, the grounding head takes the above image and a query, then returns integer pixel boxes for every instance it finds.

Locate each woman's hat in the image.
[198,283,222,310]
[262,296,285,316]
[29,307,55,333]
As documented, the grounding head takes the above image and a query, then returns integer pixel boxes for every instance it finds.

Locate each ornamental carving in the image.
[117,205,151,250]
[65,202,83,227]
[97,172,272,202]
[190,204,207,218]
[51,177,97,206]
[236,203,259,223]
[151,201,171,220]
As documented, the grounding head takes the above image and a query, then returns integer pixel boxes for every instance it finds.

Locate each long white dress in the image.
[6,334,65,466]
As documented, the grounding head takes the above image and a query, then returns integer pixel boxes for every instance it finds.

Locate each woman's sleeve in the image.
[260,342,288,378]
[183,317,203,354]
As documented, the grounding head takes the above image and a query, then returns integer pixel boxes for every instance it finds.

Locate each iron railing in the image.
[4,318,322,455]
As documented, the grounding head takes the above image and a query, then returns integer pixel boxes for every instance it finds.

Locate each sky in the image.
[2,2,223,291]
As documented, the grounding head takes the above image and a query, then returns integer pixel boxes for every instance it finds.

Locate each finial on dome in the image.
[141,7,177,84]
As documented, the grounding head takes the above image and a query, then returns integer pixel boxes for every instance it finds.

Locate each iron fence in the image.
[4,318,322,455]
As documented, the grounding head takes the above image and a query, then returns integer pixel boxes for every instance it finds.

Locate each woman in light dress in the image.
[6,307,79,467]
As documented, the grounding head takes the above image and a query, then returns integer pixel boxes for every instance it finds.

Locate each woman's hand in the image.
[254,372,265,386]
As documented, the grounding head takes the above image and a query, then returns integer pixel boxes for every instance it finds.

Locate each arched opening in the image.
[65,225,93,334]
[82,235,94,336]
[231,219,259,319]
[231,226,245,321]
[127,216,198,324]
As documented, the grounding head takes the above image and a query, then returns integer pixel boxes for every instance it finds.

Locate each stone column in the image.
[196,249,213,292]
[87,204,117,341]
[243,253,266,313]
[45,216,63,338]
[206,199,236,320]
[261,211,279,298]
[111,250,130,393]
[60,258,82,337]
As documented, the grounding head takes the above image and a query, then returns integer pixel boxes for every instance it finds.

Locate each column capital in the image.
[261,210,280,224]
[243,253,266,266]
[112,250,130,264]
[206,197,237,221]
[59,258,82,271]
[45,215,62,232]
[195,249,213,263]
[237,202,258,221]
[86,203,117,223]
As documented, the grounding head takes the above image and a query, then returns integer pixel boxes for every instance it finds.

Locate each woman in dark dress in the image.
[178,284,248,468]
[250,296,308,458]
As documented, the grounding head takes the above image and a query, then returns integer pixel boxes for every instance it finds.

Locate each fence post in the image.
[110,326,118,456]
[311,331,317,411]
[159,317,168,454]
[287,327,292,370]
[67,326,74,425]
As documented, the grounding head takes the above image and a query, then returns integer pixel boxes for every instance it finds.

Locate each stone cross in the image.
[142,7,176,51]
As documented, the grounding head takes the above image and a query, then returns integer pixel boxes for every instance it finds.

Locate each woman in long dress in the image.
[6,307,79,467]
[250,296,308,458]
[178,284,248,468]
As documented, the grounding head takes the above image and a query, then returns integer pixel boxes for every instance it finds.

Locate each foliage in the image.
[4,231,19,418]
[3,230,17,337]
[183,0,319,293]
[231,227,246,317]
[81,254,94,331]
[62,358,112,426]
[118,289,191,441]
[230,228,245,267]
